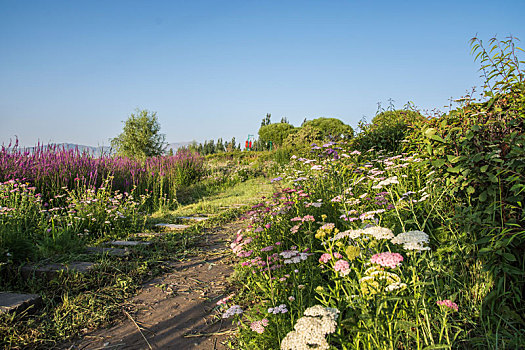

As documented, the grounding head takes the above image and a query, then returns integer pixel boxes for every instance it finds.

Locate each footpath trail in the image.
[67,220,243,350]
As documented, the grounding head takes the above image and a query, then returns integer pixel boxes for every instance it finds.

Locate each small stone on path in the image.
[0,292,42,315]
[85,247,128,256]
[155,223,190,230]
[176,216,210,222]
[21,262,94,280]
[109,240,152,247]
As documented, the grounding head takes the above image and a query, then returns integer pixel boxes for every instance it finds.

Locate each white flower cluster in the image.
[280,250,309,264]
[391,230,430,251]
[332,226,394,241]
[280,305,340,350]
[363,226,394,240]
[372,176,399,189]
[221,305,243,318]
[268,304,288,314]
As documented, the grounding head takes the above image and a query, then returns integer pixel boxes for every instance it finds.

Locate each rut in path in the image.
[67,220,243,350]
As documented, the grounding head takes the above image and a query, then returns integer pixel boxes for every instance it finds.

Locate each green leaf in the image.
[447,155,462,163]
[479,191,488,202]
[502,253,516,262]
[475,236,492,245]
[431,159,446,168]
[467,186,475,194]
[447,166,462,173]
[431,134,445,143]
[480,165,489,173]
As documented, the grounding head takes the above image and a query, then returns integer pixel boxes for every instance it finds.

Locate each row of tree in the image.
[110,109,366,159]
[186,138,242,155]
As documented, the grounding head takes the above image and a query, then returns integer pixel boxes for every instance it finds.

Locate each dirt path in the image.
[66,221,242,350]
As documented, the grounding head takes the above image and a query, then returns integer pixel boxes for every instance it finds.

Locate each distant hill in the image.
[166,142,193,152]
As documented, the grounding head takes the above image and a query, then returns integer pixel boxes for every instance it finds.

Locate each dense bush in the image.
[258,123,296,148]
[407,83,525,340]
[301,117,354,140]
[353,110,424,153]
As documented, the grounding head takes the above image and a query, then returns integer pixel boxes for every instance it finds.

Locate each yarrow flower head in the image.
[363,226,394,240]
[222,305,243,318]
[280,305,340,350]
[333,259,350,276]
[370,252,404,269]
[391,230,431,251]
[437,299,458,312]
[319,253,331,263]
[250,318,269,333]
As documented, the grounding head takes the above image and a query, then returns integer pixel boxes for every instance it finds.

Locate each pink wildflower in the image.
[290,224,301,233]
[370,252,404,269]
[334,259,350,276]
[302,215,315,222]
[333,252,343,259]
[250,320,266,333]
[319,253,332,263]
[437,299,458,312]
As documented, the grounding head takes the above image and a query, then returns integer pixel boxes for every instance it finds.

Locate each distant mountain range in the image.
[8,142,193,157]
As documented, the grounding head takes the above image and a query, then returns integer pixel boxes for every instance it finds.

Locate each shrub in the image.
[353,109,424,153]
[302,117,354,141]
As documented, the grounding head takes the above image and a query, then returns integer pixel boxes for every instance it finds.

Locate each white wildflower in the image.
[363,226,394,240]
[281,305,340,350]
[391,230,430,251]
[222,305,243,318]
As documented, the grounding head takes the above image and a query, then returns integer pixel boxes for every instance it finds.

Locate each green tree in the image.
[353,109,424,152]
[111,109,166,158]
[261,113,272,127]
[258,122,295,148]
[283,125,323,148]
[302,117,354,140]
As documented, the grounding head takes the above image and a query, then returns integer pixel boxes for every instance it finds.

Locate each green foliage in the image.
[261,113,272,127]
[353,110,424,153]
[258,123,296,148]
[111,109,167,159]
[470,35,524,95]
[0,178,148,263]
[282,125,323,150]
[407,35,525,346]
[302,117,354,141]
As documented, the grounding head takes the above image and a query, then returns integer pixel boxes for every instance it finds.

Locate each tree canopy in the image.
[111,109,166,159]
[258,123,296,148]
[302,117,354,140]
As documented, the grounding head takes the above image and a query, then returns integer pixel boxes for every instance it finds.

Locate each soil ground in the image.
[63,220,243,350]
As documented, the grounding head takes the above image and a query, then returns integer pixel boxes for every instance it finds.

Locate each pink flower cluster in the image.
[319,253,331,263]
[291,215,316,222]
[334,259,350,276]
[436,299,458,312]
[250,318,269,334]
[319,252,343,264]
[231,232,253,256]
[370,252,404,269]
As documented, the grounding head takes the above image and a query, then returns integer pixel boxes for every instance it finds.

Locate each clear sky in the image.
[1,0,523,147]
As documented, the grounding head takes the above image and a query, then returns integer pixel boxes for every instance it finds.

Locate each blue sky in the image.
[1,0,523,147]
